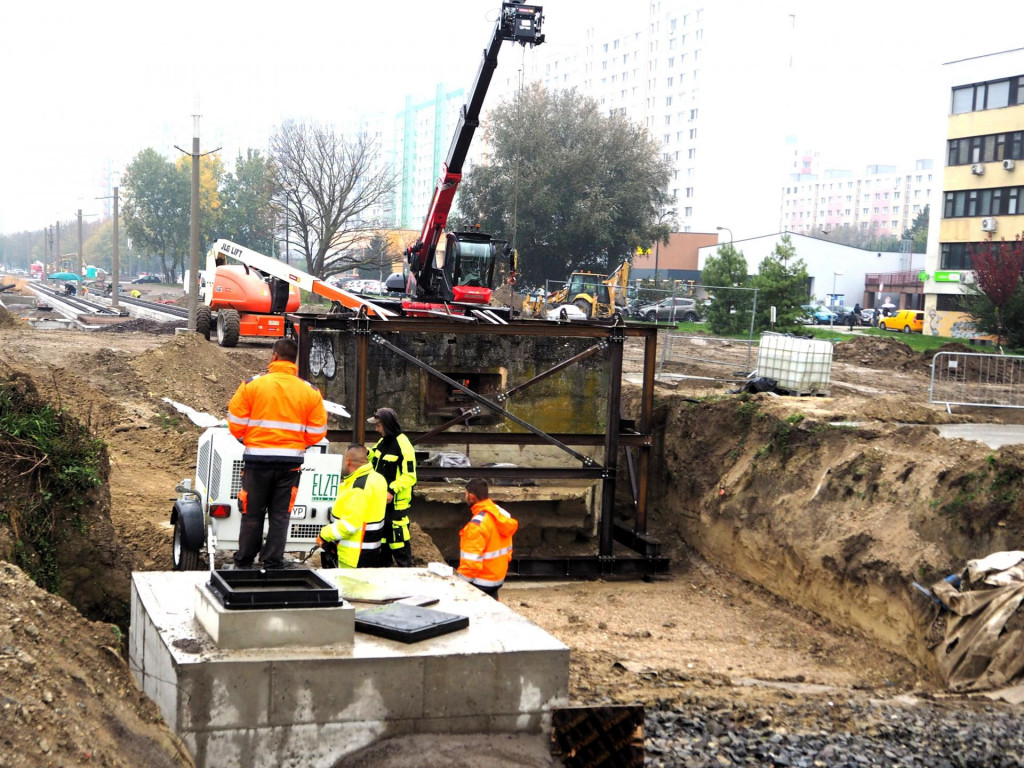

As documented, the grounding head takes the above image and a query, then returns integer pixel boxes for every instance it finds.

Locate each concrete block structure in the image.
[130,569,569,768]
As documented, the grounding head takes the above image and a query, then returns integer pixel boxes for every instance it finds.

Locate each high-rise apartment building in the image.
[923,49,1024,337]
[780,160,934,239]
[392,85,465,230]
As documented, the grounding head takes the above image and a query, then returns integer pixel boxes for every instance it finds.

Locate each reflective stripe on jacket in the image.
[319,463,388,568]
[227,360,327,466]
[369,432,417,511]
[457,498,518,589]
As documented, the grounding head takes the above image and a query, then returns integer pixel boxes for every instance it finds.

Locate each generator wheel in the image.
[172,516,201,571]
[195,305,212,340]
[217,308,240,347]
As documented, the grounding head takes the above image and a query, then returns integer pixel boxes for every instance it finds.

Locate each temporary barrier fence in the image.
[929,351,1024,411]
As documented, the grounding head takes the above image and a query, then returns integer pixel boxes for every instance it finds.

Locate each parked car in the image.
[799,304,839,324]
[879,309,924,334]
[636,297,701,323]
[831,305,859,325]
[131,274,161,284]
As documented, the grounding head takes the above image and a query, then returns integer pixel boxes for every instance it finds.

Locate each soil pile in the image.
[0,303,25,328]
[0,562,185,768]
[832,334,919,371]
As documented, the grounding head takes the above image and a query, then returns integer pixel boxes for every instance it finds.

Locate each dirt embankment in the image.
[633,389,1024,672]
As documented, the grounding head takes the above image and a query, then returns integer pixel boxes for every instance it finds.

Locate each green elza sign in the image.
[933,271,962,283]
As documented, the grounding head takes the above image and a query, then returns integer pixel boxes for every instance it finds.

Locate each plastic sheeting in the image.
[931,551,1024,693]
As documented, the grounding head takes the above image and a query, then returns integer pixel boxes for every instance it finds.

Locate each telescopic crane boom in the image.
[405,1,544,307]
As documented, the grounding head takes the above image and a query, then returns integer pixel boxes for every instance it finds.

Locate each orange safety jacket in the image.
[227,360,327,466]
[457,497,518,589]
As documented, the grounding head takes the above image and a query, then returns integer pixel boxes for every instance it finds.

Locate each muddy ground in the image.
[1,291,1022,766]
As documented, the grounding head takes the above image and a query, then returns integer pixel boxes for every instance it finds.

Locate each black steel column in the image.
[599,323,625,556]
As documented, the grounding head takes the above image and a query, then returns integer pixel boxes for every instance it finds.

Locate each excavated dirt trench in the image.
[632,388,1024,676]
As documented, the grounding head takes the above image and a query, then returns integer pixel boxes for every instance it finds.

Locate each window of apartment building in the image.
[891,221,898,228]
[862,208,869,214]
[685,187,694,197]
[939,242,977,271]
[666,96,672,106]
[614,39,619,49]
[860,222,869,230]
[872,221,880,228]
[945,186,1019,217]
[667,76,674,87]
[689,128,697,139]
[884,192,889,199]
[936,294,970,312]
[894,191,900,198]
[845,209,851,215]
[689,108,698,120]
[951,75,1023,114]
[874,207,880,214]
[684,206,692,216]
[894,206,900,214]
[688,148,696,159]
[914,205,921,213]
[664,134,670,144]
[948,130,1024,165]
[914,190,920,197]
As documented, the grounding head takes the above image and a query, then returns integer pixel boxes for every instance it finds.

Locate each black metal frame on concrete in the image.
[291,312,667,578]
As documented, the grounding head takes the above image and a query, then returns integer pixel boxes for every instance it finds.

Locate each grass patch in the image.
[0,378,105,593]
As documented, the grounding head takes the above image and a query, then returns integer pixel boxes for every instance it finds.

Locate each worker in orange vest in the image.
[227,337,327,569]
[457,479,518,599]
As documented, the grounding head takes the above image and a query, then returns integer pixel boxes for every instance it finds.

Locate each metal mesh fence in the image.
[930,352,1024,410]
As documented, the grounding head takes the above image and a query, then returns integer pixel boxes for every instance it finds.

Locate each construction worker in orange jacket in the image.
[457,478,518,599]
[227,337,327,569]
[317,444,388,568]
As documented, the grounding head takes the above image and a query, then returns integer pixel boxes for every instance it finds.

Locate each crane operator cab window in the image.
[448,236,496,290]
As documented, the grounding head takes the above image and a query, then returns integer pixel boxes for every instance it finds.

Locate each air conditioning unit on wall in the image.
[971,163,986,175]
[981,217,998,232]
[1004,159,1016,171]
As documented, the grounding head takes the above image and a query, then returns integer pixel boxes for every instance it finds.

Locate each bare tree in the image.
[270,121,395,279]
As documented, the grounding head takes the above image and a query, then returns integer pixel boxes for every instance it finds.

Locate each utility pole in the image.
[77,209,84,278]
[55,220,60,272]
[176,112,220,333]
[112,188,120,309]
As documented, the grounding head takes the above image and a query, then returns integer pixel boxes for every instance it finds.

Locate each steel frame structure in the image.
[292,312,667,578]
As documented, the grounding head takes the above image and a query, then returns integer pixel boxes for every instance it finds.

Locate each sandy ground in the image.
[0,293,1020,766]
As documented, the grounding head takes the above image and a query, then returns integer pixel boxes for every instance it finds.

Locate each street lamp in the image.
[830,272,843,332]
[716,226,733,244]
[653,208,676,285]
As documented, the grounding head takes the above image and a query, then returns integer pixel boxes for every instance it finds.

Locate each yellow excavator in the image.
[522,261,631,319]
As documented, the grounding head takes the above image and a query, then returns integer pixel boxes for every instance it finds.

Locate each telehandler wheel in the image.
[195,305,212,340]
[217,308,241,347]
[172,517,201,571]
[573,298,592,318]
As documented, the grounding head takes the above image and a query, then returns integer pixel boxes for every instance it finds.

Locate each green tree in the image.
[455,83,674,288]
[220,150,278,254]
[902,205,929,254]
[751,234,810,331]
[701,243,752,335]
[270,121,395,279]
[175,151,225,254]
[121,148,189,281]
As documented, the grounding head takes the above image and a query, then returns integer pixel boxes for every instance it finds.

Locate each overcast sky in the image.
[1,0,1020,235]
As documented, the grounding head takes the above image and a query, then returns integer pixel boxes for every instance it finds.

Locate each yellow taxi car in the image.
[879,309,924,334]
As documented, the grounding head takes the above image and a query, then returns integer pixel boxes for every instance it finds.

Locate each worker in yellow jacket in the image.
[367,407,417,567]
[228,338,327,569]
[318,444,388,568]
[457,479,518,599]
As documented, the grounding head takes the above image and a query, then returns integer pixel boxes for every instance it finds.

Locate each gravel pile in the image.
[645,696,1024,767]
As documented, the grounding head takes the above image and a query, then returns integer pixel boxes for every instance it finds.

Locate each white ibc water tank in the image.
[756,333,834,395]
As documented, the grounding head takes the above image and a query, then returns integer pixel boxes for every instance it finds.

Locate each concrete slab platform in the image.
[130,568,569,768]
